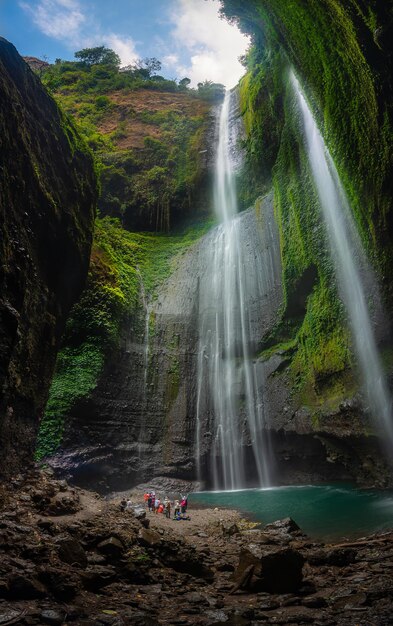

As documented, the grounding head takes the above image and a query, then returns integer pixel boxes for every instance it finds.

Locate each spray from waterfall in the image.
[291,70,393,452]
[196,91,272,490]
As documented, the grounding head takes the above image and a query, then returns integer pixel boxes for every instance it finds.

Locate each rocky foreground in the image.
[0,470,392,625]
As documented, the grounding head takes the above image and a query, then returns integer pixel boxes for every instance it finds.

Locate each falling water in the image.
[137,269,151,459]
[196,91,272,490]
[291,71,393,451]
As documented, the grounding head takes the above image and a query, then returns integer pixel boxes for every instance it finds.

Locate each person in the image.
[180,494,188,515]
[120,498,127,512]
[151,492,155,512]
[147,492,153,512]
[164,497,171,519]
[158,502,164,514]
[125,498,133,512]
[154,497,160,514]
[173,499,180,518]
[143,492,149,507]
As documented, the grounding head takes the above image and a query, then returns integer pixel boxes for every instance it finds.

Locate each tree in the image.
[179,77,191,90]
[197,80,226,102]
[74,46,121,68]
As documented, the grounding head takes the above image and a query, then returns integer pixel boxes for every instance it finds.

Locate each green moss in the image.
[37,215,213,458]
[220,0,393,399]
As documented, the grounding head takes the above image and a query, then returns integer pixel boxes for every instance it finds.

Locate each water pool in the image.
[191,484,393,541]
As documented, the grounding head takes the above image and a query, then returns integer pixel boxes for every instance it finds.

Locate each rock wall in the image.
[0,39,97,476]
[49,194,284,490]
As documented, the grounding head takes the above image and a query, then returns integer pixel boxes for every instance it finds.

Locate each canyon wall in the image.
[0,39,97,476]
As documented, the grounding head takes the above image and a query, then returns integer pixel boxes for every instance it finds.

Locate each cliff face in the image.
[0,39,97,476]
[47,195,283,491]
[38,2,393,490]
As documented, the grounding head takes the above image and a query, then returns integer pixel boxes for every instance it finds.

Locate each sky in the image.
[0,0,250,87]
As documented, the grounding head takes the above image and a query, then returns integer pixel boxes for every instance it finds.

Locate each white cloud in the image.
[105,34,138,66]
[19,0,85,43]
[168,0,249,87]
[19,0,139,65]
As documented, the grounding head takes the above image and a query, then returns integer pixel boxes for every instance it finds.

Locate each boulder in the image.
[80,565,117,591]
[55,535,87,568]
[264,518,301,534]
[97,536,125,559]
[231,545,304,593]
[39,567,79,601]
[7,573,47,599]
[138,528,162,547]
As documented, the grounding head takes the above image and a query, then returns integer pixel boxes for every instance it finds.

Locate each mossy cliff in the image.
[0,39,97,476]
[35,55,218,462]
[220,0,393,423]
[40,58,217,231]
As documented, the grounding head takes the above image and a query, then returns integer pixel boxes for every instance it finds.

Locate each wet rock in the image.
[55,535,87,568]
[265,518,301,534]
[40,609,66,625]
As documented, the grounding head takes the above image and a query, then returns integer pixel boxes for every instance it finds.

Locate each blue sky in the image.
[0,0,249,86]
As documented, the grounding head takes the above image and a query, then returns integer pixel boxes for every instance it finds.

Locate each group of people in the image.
[144,492,190,520]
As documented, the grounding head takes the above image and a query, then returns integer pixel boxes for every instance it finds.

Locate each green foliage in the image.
[35,340,104,460]
[37,215,214,459]
[196,80,226,102]
[41,55,212,231]
[219,0,393,397]
[74,46,121,68]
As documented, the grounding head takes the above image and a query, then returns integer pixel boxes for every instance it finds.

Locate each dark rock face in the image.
[49,194,284,490]
[0,38,96,476]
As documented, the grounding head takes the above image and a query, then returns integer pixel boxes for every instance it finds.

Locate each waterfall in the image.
[291,71,393,451]
[137,269,150,459]
[196,91,272,490]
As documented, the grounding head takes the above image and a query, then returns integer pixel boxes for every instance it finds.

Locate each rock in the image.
[308,547,357,567]
[7,573,47,599]
[81,565,117,591]
[0,38,96,478]
[40,609,65,625]
[138,528,162,547]
[183,591,209,605]
[0,610,25,625]
[55,535,87,568]
[97,536,125,559]
[221,522,239,536]
[265,518,301,534]
[45,493,81,516]
[131,506,147,521]
[261,548,304,593]
[232,546,304,593]
[39,567,79,601]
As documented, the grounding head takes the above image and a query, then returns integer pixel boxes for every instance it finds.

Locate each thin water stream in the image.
[291,71,393,452]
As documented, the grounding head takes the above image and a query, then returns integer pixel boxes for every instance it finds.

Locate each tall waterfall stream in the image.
[196,92,272,490]
[291,71,393,452]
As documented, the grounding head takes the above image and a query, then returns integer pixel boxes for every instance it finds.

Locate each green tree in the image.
[197,80,226,102]
[179,77,191,90]
[75,46,121,68]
